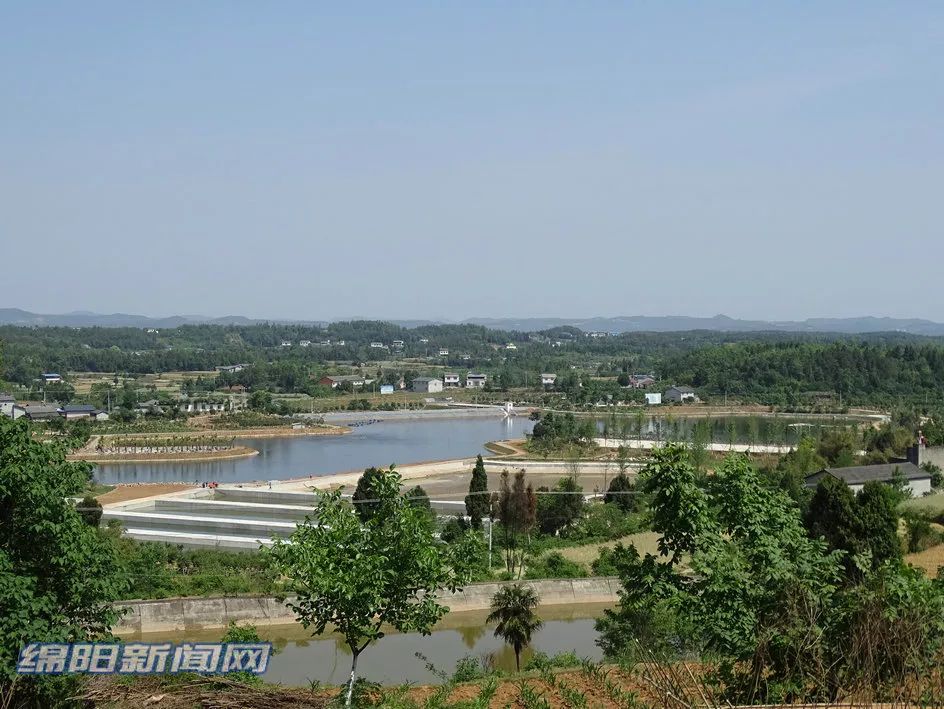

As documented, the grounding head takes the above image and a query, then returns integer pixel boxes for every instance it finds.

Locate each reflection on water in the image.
[594,413,856,446]
[126,603,610,686]
[95,413,859,485]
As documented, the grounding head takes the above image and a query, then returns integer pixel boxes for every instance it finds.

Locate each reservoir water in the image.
[128,604,608,686]
[94,415,535,485]
[94,412,857,485]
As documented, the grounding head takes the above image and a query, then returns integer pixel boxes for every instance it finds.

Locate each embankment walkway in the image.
[115,577,621,635]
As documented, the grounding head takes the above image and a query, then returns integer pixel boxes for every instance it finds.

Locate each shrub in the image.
[524,551,586,579]
[564,502,643,542]
[524,650,583,671]
[451,655,486,682]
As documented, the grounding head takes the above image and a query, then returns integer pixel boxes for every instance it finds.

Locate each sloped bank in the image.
[115,577,621,636]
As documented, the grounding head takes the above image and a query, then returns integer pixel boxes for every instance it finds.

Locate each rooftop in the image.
[806,462,928,486]
[61,404,98,413]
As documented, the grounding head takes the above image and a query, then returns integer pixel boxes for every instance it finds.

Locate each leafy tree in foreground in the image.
[0,417,125,703]
[804,476,901,579]
[464,454,490,528]
[486,584,543,671]
[268,467,477,706]
[597,443,944,703]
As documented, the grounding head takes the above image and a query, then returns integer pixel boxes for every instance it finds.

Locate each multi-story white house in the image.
[541,373,557,387]
[466,373,487,389]
[443,373,461,388]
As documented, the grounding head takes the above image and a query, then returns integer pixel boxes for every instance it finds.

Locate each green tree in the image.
[0,417,125,702]
[247,389,272,411]
[76,495,103,527]
[804,475,860,563]
[597,446,844,700]
[464,454,490,528]
[486,584,543,671]
[268,468,476,706]
[493,470,536,577]
[536,476,583,535]
[405,484,431,511]
[352,465,389,522]
[805,476,902,578]
[854,481,902,569]
[604,473,637,513]
[816,427,858,467]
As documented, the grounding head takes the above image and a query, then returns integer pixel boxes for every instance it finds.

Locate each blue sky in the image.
[2,3,942,321]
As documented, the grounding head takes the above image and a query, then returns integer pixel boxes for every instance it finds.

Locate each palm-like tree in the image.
[486,584,543,671]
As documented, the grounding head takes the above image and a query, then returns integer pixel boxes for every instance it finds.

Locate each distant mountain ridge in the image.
[3,308,944,336]
[0,309,322,329]
[461,314,944,336]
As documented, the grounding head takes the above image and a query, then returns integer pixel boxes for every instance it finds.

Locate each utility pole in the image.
[487,515,493,569]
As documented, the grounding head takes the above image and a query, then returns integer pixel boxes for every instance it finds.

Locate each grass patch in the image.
[557,531,662,567]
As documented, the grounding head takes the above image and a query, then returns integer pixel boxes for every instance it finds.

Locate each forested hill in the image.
[660,341,944,406]
[3,322,944,407]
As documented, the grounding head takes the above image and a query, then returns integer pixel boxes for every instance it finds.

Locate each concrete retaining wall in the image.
[115,578,621,635]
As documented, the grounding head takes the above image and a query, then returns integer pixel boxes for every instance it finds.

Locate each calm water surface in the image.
[94,413,858,485]
[94,416,535,485]
[128,604,608,686]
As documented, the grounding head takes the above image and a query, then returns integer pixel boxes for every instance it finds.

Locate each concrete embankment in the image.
[115,577,621,636]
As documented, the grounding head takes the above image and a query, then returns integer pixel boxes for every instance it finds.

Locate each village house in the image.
[60,404,109,421]
[645,392,663,405]
[629,374,657,389]
[804,462,931,497]
[439,348,449,356]
[541,373,557,388]
[466,373,487,389]
[179,400,227,414]
[370,342,386,349]
[505,343,518,350]
[41,373,63,384]
[443,373,461,388]
[16,404,61,421]
[412,377,444,394]
[299,340,311,347]
[215,364,247,374]
[134,399,164,415]
[392,340,404,349]
[280,340,292,347]
[318,374,367,389]
[664,386,699,403]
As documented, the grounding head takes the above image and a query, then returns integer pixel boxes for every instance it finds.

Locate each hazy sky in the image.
[2,3,942,322]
